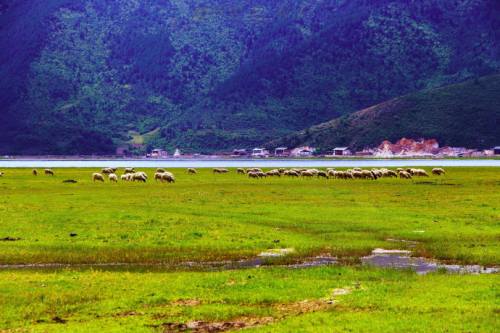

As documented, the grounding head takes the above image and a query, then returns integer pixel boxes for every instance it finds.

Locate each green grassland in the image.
[0,267,497,332]
[0,167,498,332]
[0,167,498,265]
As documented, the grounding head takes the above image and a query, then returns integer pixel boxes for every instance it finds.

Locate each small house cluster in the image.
[116,138,498,159]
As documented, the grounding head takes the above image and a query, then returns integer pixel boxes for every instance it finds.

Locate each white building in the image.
[333,147,351,156]
[150,149,168,158]
[251,148,269,158]
[290,146,315,157]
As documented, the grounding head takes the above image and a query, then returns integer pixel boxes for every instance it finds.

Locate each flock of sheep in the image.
[91,167,180,183]
[0,167,446,182]
[233,167,446,179]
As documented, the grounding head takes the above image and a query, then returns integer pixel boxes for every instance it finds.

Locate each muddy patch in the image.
[0,255,337,271]
[52,316,67,324]
[159,299,334,332]
[288,255,338,268]
[114,310,144,318]
[414,181,461,186]
[258,248,295,257]
[386,238,419,248]
[161,319,268,333]
[362,249,499,275]
[371,248,411,255]
[0,237,21,241]
[171,299,201,307]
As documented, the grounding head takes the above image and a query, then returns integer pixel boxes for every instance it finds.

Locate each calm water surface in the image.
[0,159,498,168]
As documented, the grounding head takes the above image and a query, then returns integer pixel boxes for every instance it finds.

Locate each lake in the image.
[0,159,498,168]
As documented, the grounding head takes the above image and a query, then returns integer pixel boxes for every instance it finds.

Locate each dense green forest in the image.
[268,74,500,152]
[0,0,499,154]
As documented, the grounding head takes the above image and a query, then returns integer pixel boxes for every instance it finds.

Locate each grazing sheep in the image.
[396,168,404,172]
[121,174,131,181]
[124,168,135,174]
[361,170,375,180]
[353,168,362,172]
[92,173,105,182]
[432,168,446,176]
[237,168,246,174]
[317,171,329,179]
[44,169,54,176]
[248,171,266,178]
[371,169,383,179]
[0,172,3,177]
[161,172,175,183]
[132,172,147,182]
[352,171,363,179]
[412,169,429,177]
[136,171,148,179]
[101,168,115,174]
[284,170,299,177]
[399,171,412,179]
[32,169,38,176]
[327,170,336,177]
[187,168,197,174]
[154,172,164,181]
[338,171,351,179]
[333,171,343,179]
[156,168,166,173]
[307,169,320,175]
[213,168,229,174]
[266,169,281,177]
[300,170,314,178]
[384,170,398,178]
[108,173,118,182]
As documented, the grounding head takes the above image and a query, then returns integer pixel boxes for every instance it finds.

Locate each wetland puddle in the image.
[0,255,338,271]
[361,248,498,275]
[0,250,496,274]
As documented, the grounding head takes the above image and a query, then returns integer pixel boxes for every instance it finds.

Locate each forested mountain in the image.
[268,74,500,152]
[1,0,499,154]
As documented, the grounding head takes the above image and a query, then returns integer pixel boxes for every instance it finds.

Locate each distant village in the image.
[139,138,500,159]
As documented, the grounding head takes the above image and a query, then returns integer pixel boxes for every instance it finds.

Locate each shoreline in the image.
[1,156,499,161]
[1,159,499,168]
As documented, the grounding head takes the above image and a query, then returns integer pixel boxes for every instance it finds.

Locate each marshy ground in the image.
[0,167,498,332]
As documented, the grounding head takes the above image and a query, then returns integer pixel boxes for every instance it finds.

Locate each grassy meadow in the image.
[0,167,498,332]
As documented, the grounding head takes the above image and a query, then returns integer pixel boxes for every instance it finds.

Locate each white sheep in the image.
[124,168,135,174]
[154,172,164,181]
[132,172,147,182]
[121,174,131,181]
[92,173,105,182]
[161,172,175,183]
[108,173,118,182]
[432,168,446,176]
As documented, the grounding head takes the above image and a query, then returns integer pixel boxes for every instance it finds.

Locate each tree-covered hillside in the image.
[0,0,499,154]
[268,74,500,152]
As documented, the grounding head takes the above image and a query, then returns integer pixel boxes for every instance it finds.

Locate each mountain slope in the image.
[1,0,499,154]
[268,74,500,151]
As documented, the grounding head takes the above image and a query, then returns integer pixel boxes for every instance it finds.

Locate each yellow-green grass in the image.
[0,167,498,265]
[0,267,497,332]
